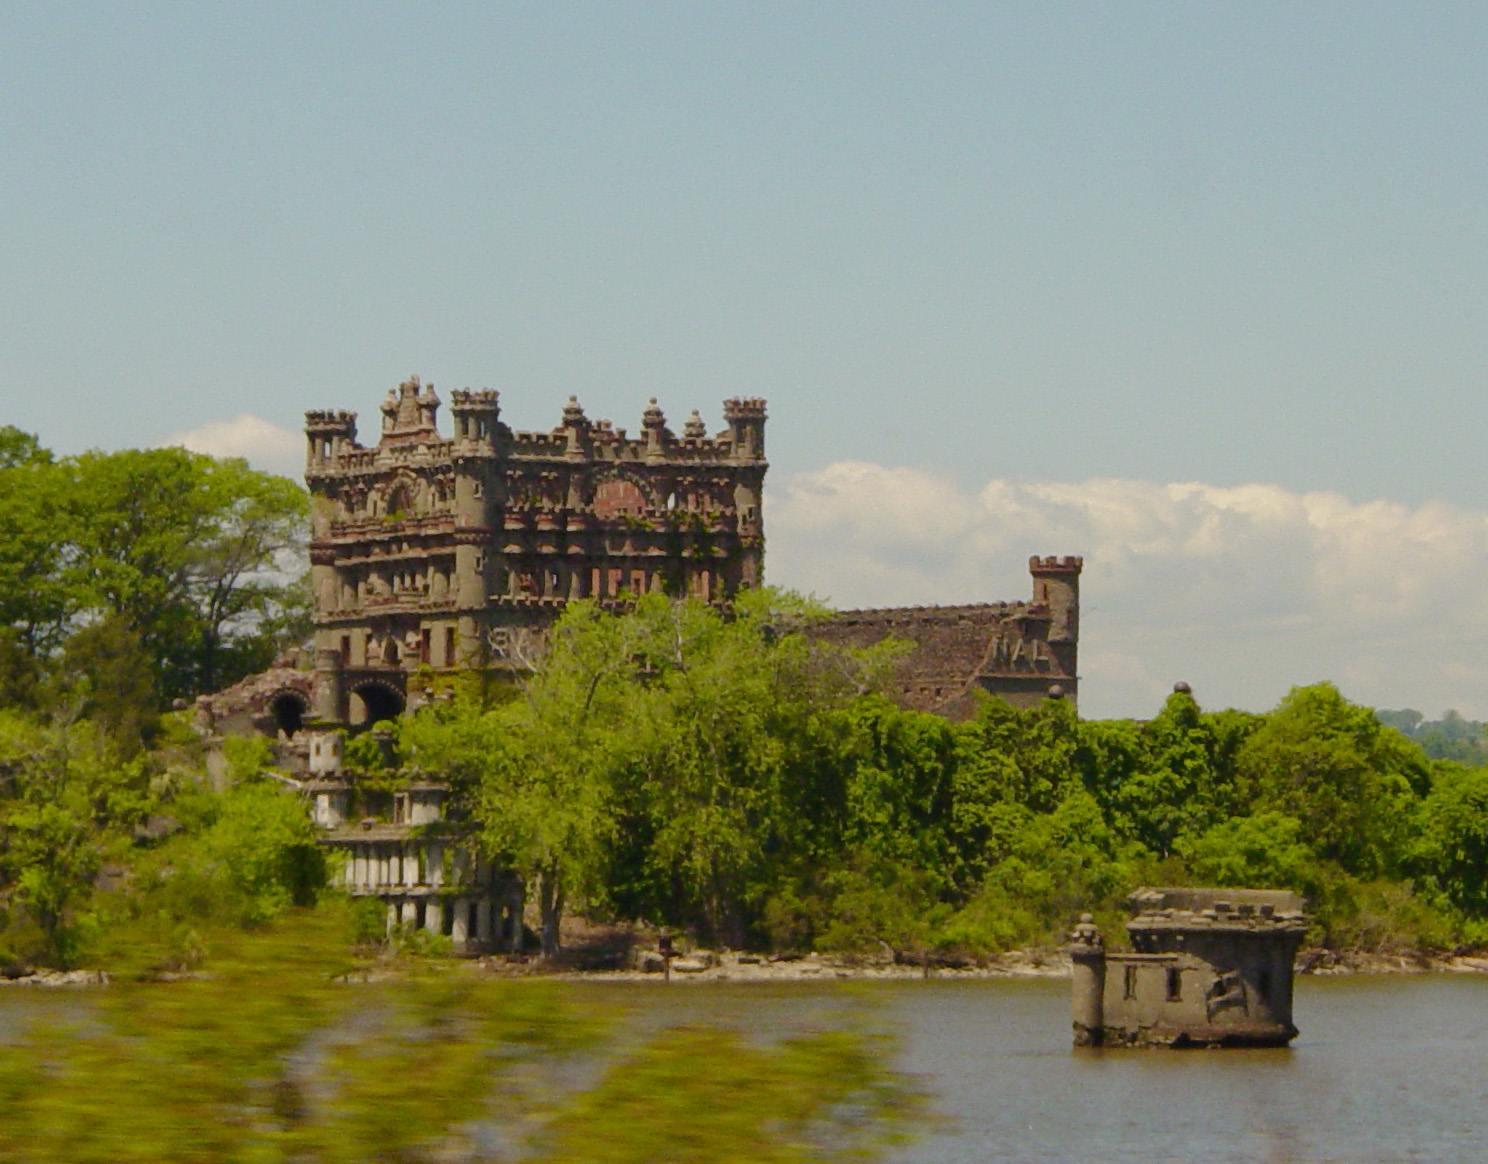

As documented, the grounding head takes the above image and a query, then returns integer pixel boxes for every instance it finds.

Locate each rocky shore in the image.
[6,947,1488,988]
[505,944,1488,983]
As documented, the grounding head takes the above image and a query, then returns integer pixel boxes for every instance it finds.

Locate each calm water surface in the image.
[590,974,1488,1164]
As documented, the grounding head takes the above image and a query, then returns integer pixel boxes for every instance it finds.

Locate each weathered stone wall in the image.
[807,557,1082,717]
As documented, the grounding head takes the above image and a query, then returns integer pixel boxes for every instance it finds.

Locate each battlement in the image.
[1029,555,1083,574]
[449,388,499,410]
[723,397,768,419]
[306,410,358,433]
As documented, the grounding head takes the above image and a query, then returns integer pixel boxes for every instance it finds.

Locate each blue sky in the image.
[5,4,1488,718]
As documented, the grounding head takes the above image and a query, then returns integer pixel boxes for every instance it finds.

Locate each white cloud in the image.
[767,463,1488,721]
[159,414,303,480]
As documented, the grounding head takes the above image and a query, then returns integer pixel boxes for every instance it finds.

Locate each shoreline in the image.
[516,944,1488,985]
[6,947,1488,989]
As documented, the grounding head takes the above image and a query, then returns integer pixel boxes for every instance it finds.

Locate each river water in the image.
[591,974,1488,1164]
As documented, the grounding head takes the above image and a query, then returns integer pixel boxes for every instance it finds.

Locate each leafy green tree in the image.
[1412,763,1488,917]
[0,429,72,662]
[0,710,152,966]
[62,447,308,698]
[1235,684,1427,876]
[1176,811,1317,891]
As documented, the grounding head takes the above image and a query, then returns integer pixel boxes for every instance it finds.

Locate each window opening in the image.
[1166,967,1182,1002]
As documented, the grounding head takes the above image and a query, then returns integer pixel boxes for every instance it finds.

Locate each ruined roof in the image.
[1126,886,1309,934]
[806,603,1031,716]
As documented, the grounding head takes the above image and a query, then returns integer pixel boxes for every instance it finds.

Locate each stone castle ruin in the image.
[302,376,766,729]
[194,376,1085,949]
[1070,887,1310,1047]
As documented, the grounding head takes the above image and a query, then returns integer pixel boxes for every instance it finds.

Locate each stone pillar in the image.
[386,901,399,935]
[1069,914,1106,1047]
[451,898,469,949]
[314,648,345,724]
[476,898,493,945]
[426,899,443,936]
[400,899,417,928]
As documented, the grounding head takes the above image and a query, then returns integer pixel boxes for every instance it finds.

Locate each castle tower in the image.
[305,411,357,480]
[1029,555,1082,645]
[723,396,767,463]
[449,389,501,452]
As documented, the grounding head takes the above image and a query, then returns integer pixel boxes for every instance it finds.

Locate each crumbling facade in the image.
[304,377,767,726]
[1070,887,1309,1048]
[807,557,1082,716]
[303,730,520,951]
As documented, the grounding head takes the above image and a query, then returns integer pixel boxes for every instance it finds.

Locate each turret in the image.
[1029,555,1082,644]
[1068,913,1106,1047]
[722,397,767,462]
[450,389,501,454]
[560,396,590,463]
[641,398,670,463]
[379,376,441,444]
[305,410,358,475]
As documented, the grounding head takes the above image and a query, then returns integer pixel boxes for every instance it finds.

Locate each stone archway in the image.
[349,681,405,729]
[269,690,308,738]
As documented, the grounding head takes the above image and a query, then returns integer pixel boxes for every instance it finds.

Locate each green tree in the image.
[62,447,308,698]
[0,710,152,966]
[1235,684,1427,876]
[1176,811,1317,891]
[1412,763,1488,917]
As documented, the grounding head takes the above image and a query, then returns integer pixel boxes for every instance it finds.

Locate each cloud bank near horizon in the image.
[157,414,1488,721]
[767,462,1488,721]
[159,414,304,480]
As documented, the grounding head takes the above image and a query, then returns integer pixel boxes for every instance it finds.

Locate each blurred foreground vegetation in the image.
[0,906,923,1163]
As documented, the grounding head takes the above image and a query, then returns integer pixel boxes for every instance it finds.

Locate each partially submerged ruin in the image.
[1070,887,1309,1048]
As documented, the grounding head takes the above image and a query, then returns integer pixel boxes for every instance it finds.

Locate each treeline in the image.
[1376,707,1488,765]
[0,426,307,726]
[398,592,1488,959]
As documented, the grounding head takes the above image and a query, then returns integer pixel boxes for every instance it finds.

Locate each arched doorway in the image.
[269,691,308,738]
[349,681,405,729]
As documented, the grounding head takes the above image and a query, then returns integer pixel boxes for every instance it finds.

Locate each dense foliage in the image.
[400,593,1488,959]
[0,427,308,718]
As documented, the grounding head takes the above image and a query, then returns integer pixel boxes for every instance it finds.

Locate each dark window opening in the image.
[414,901,427,931]
[353,684,405,728]
[468,900,480,935]
[270,693,305,738]
[1166,967,1182,1002]
[444,627,456,667]
[1124,965,1138,1000]
[442,902,455,937]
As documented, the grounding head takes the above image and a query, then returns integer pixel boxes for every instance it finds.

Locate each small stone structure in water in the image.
[1070,887,1309,1048]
